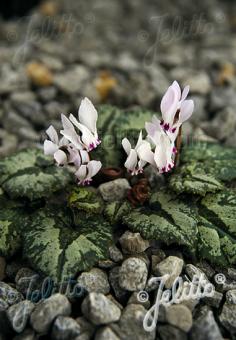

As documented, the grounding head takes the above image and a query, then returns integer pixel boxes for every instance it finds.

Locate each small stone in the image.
[111,304,155,340]
[15,268,40,297]
[201,107,236,141]
[154,256,184,288]
[51,316,82,340]
[5,261,24,281]
[0,282,23,306]
[227,268,236,281]
[77,268,110,295]
[30,294,71,334]
[98,260,116,270]
[119,257,148,291]
[75,316,95,339]
[26,62,53,87]
[54,66,89,95]
[209,86,236,112]
[184,72,211,95]
[190,310,223,340]
[0,257,6,281]
[185,264,210,284]
[109,245,123,263]
[226,290,236,304]
[109,267,129,304]
[82,293,121,325]
[203,290,223,308]
[219,301,236,334]
[119,231,150,254]
[159,325,187,340]
[95,326,120,340]
[98,179,131,202]
[7,300,35,333]
[37,86,57,102]
[165,304,192,332]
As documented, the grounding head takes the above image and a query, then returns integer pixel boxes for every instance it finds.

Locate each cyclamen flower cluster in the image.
[44,97,102,185]
[122,81,194,175]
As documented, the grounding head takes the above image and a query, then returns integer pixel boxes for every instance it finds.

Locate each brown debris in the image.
[26,62,54,87]
[127,178,150,207]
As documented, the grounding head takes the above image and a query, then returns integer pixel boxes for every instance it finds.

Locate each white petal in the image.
[181,85,190,101]
[145,122,157,138]
[78,97,98,134]
[160,87,179,124]
[135,131,143,149]
[122,138,131,155]
[54,149,67,165]
[70,114,97,150]
[75,165,87,181]
[60,129,83,150]
[59,136,69,147]
[46,125,59,144]
[44,140,58,155]
[61,114,75,131]
[172,80,181,100]
[179,100,194,124]
[137,143,155,166]
[87,160,102,178]
[69,114,81,130]
[124,149,138,171]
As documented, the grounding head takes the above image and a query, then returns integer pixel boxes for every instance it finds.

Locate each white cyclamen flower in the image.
[44,125,69,166]
[122,131,152,176]
[140,130,176,174]
[160,80,194,139]
[69,97,101,152]
[75,160,102,186]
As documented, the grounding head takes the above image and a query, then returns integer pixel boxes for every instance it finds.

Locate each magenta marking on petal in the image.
[160,120,164,126]
[172,147,177,154]
[164,123,170,131]
[172,128,177,133]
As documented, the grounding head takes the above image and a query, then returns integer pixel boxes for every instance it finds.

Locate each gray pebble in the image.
[98,179,131,202]
[109,245,123,263]
[51,316,82,340]
[0,282,23,306]
[119,257,148,291]
[82,293,121,325]
[154,256,183,289]
[77,268,110,295]
[30,294,71,334]
[7,300,35,333]
[119,231,150,254]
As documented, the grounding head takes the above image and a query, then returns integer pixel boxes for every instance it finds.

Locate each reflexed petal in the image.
[135,131,143,149]
[44,140,58,155]
[54,149,67,165]
[124,149,138,171]
[172,80,181,100]
[61,114,75,131]
[87,160,102,178]
[60,129,83,150]
[78,97,98,134]
[75,165,87,181]
[122,138,131,155]
[161,87,179,124]
[179,100,194,124]
[46,125,59,145]
[137,143,155,166]
[145,122,156,138]
[181,85,190,101]
[59,136,69,147]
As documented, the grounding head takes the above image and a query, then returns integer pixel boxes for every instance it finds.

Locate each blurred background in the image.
[0,0,236,157]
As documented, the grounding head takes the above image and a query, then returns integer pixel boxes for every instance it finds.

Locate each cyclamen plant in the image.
[44,81,194,185]
[122,80,194,175]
